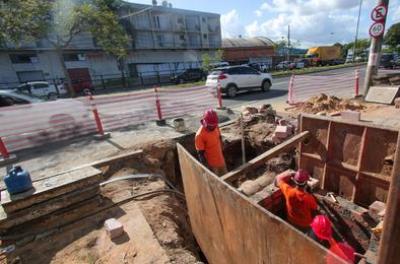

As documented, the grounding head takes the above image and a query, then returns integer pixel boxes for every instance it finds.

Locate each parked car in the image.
[17,81,67,99]
[380,54,395,69]
[170,68,207,84]
[276,61,290,70]
[205,66,272,98]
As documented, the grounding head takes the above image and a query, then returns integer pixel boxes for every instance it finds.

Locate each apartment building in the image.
[0,1,221,88]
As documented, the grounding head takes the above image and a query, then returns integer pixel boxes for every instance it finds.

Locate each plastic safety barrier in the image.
[288,70,360,104]
[0,86,219,156]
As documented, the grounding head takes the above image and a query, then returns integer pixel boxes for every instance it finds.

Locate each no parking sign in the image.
[369,4,387,38]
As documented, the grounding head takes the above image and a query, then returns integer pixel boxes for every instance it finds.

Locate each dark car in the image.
[380,54,395,69]
[170,69,207,84]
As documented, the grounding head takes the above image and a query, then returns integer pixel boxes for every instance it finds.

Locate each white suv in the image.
[206,66,272,98]
[17,81,67,99]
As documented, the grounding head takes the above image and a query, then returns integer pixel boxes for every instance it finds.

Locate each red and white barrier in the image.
[288,70,360,104]
[0,86,219,153]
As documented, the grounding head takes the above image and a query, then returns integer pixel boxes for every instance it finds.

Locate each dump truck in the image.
[305,46,341,66]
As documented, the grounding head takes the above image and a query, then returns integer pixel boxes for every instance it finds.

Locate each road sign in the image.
[371,4,388,22]
[369,22,385,38]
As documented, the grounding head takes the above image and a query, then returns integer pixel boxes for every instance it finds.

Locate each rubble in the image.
[291,93,365,114]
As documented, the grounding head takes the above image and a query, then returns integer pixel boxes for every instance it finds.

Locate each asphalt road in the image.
[223,65,366,109]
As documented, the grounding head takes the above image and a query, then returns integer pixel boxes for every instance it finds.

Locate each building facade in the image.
[222,37,275,66]
[0,1,221,89]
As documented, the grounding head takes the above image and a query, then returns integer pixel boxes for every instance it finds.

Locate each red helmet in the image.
[201,109,218,128]
[311,215,333,241]
[293,169,310,185]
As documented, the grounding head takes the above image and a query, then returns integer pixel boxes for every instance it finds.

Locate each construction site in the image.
[0,79,400,264]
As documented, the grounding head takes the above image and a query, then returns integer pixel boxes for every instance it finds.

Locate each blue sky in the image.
[127,0,400,48]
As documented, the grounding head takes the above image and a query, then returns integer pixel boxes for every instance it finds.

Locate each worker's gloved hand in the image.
[197,151,208,168]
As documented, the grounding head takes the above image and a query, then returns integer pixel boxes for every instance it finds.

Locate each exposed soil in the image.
[290,93,366,114]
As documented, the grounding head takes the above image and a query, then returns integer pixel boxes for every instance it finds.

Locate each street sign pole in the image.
[364,0,389,97]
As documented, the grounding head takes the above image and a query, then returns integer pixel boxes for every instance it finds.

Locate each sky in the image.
[127,0,400,48]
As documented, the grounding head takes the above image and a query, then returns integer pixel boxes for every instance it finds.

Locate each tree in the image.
[0,0,51,46]
[0,0,129,97]
[201,49,223,73]
[385,23,400,52]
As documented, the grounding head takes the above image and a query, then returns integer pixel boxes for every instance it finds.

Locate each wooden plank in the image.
[222,131,310,183]
[177,144,346,264]
[0,186,99,229]
[378,130,400,264]
[1,166,102,213]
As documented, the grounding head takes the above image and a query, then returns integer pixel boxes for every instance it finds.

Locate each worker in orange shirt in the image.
[195,109,227,176]
[310,215,355,264]
[275,169,317,232]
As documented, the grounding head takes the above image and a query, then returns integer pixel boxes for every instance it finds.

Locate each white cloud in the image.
[246,0,367,46]
[221,9,244,38]
[254,10,263,17]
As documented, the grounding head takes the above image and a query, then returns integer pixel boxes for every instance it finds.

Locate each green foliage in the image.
[385,23,400,51]
[0,0,51,46]
[0,0,129,59]
[201,49,223,72]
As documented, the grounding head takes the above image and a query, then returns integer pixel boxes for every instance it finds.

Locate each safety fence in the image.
[287,70,361,104]
[0,86,220,158]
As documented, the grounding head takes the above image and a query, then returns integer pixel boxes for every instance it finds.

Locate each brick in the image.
[104,218,124,239]
[341,110,361,122]
[369,201,386,216]
[274,125,289,139]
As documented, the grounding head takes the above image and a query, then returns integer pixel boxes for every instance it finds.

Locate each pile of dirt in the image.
[292,93,365,114]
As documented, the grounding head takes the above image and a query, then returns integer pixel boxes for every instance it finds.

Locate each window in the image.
[63,53,86,62]
[33,83,49,89]
[180,35,186,40]
[228,68,241,75]
[202,17,206,23]
[153,15,161,29]
[9,54,37,64]
[203,34,208,39]
[241,67,259,74]
[157,35,165,47]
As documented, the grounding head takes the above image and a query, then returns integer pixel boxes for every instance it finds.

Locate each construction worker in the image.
[195,109,227,176]
[310,215,355,264]
[310,215,333,248]
[275,169,317,232]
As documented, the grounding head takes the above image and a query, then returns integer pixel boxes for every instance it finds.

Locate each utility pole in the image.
[364,0,390,96]
[287,24,291,61]
[352,0,363,62]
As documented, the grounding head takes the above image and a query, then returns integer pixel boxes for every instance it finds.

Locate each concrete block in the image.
[369,201,386,216]
[104,218,124,239]
[307,177,320,190]
[274,125,289,139]
[395,97,400,109]
[341,111,361,122]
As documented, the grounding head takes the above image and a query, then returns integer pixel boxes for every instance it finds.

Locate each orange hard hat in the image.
[311,215,333,241]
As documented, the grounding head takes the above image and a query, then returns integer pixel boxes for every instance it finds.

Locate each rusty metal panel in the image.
[177,144,344,264]
[300,114,398,206]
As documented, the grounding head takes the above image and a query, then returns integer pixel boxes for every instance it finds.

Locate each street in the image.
[223,65,366,109]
